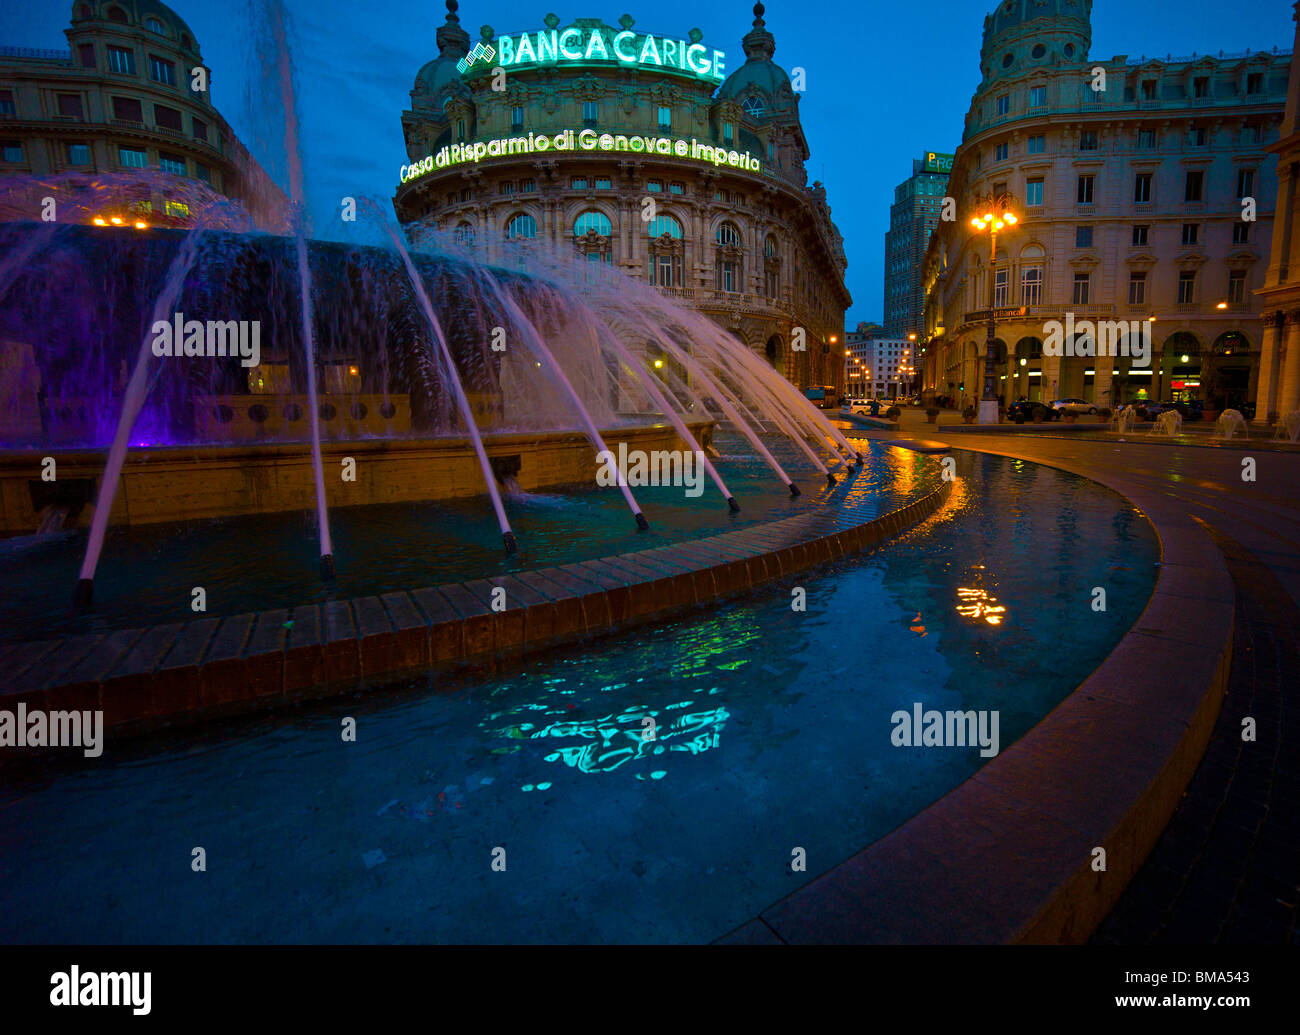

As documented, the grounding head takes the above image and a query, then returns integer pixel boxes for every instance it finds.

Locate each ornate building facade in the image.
[0,0,284,227]
[393,2,850,393]
[1256,2,1300,425]
[919,0,1288,415]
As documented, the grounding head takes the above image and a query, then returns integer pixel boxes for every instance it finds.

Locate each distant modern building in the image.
[842,321,914,400]
[1255,1,1300,425]
[919,0,1288,414]
[393,1,851,394]
[884,152,951,339]
[0,0,284,228]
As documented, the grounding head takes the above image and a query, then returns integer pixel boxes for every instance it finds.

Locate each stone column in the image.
[1277,310,1300,417]
[1093,353,1114,410]
[1252,312,1281,425]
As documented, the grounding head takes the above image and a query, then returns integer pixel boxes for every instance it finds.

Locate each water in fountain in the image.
[1115,405,1137,434]
[1151,409,1182,436]
[269,0,333,578]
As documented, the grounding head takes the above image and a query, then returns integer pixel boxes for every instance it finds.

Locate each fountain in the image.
[1114,405,1137,434]
[1278,410,1300,443]
[1214,408,1248,440]
[1151,410,1182,436]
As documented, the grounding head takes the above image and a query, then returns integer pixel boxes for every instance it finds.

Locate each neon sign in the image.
[459,24,725,83]
[399,128,761,183]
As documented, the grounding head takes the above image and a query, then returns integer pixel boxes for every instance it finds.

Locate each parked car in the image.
[1006,400,1060,423]
[1051,398,1098,416]
[1135,400,1169,421]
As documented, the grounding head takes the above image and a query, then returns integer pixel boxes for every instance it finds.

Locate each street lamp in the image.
[969,190,1018,423]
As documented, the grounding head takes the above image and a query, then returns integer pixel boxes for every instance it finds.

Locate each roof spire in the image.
[743,2,775,62]
[437,0,470,56]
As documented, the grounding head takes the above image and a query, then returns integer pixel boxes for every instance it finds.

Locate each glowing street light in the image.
[969,189,1019,421]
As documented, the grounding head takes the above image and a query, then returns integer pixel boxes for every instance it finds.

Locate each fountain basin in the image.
[0,419,714,536]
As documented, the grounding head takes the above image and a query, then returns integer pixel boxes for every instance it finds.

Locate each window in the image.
[78,43,95,68]
[164,200,189,219]
[506,213,537,239]
[1137,128,1156,149]
[1029,86,1046,107]
[593,177,610,190]
[1141,79,1157,100]
[155,104,182,132]
[498,181,516,195]
[742,96,764,118]
[1021,265,1043,305]
[107,46,135,74]
[996,95,1009,116]
[716,223,741,247]
[1177,271,1196,304]
[454,222,474,246]
[112,96,143,122]
[1027,134,1045,154]
[647,215,682,238]
[1246,73,1263,95]
[1241,125,1261,145]
[1181,223,1199,245]
[570,176,587,189]
[1228,270,1246,304]
[1185,169,1204,202]
[1129,272,1147,305]
[1077,174,1094,204]
[581,100,597,127]
[1079,130,1098,151]
[1026,178,1044,206]
[1075,226,1093,248]
[993,268,1009,307]
[511,106,524,130]
[1132,224,1149,246]
[1134,172,1152,203]
[1032,43,1046,59]
[647,179,663,193]
[995,142,1008,161]
[669,181,684,195]
[649,252,682,287]
[67,142,90,165]
[1193,77,1209,98]
[146,16,165,34]
[1236,168,1255,199]
[195,162,210,183]
[118,146,148,168]
[57,94,83,118]
[192,117,207,142]
[658,106,671,131]
[149,55,176,86]
[722,121,733,144]
[1,140,23,162]
[0,91,13,117]
[573,210,612,237]
[456,118,465,142]
[159,152,186,175]
[520,178,536,192]
[1233,222,1250,244]
[1073,272,1091,305]
[1190,126,1207,146]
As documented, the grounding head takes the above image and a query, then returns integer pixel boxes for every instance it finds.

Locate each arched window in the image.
[454,221,474,246]
[573,210,611,237]
[763,235,777,258]
[715,222,742,292]
[742,96,765,119]
[146,17,165,34]
[647,214,682,239]
[763,235,780,298]
[505,213,536,240]
[107,6,128,24]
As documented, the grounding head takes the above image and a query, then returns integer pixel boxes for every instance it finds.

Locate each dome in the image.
[715,3,796,114]
[414,0,472,103]
[70,0,198,45]
[979,0,1091,83]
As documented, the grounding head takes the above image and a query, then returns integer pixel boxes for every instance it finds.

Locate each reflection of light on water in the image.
[955,586,1007,625]
[504,703,730,776]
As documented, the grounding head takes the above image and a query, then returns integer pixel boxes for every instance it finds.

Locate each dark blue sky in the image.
[2,0,1294,323]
